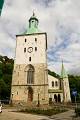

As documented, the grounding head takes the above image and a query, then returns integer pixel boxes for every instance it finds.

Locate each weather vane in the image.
[33,10,35,16]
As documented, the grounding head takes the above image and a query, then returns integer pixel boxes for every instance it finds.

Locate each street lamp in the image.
[37,88,40,107]
[10,93,13,104]
[37,93,40,107]
[72,89,77,108]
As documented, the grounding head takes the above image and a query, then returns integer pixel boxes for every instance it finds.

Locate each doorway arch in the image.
[54,94,57,102]
[27,87,33,102]
[58,94,61,102]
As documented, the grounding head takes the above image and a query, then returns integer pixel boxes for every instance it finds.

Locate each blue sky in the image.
[0,0,80,75]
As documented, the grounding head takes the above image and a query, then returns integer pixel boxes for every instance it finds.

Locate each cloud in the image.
[0,0,80,75]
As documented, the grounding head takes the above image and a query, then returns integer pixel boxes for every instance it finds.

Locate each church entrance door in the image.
[28,87,33,102]
[58,94,61,102]
[54,94,57,102]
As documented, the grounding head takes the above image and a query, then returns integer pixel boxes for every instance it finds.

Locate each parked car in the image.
[0,99,10,104]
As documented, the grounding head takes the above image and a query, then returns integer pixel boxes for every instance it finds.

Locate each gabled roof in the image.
[48,74,59,81]
[48,69,60,79]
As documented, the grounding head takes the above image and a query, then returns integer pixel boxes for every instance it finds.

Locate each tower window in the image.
[25,39,27,42]
[35,38,37,42]
[35,47,37,51]
[24,48,26,53]
[29,57,31,61]
[27,65,34,84]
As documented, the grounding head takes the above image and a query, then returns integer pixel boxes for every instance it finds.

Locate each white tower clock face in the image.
[27,47,33,53]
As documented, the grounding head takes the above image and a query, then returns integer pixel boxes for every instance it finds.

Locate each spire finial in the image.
[33,10,35,16]
[62,59,63,67]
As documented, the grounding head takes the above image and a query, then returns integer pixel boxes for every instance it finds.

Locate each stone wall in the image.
[11,63,49,105]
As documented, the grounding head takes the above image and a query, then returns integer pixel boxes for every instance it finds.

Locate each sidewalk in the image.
[49,109,79,120]
[0,108,80,120]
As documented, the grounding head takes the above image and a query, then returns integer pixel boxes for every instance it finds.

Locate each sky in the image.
[0,0,80,75]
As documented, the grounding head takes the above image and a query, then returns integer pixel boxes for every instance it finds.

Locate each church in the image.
[48,61,71,103]
[11,13,71,105]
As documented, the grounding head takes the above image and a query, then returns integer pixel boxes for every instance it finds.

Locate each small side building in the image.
[48,74,63,103]
[48,61,71,103]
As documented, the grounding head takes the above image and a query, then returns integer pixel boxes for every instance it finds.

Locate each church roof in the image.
[48,74,59,81]
[24,12,41,34]
[60,61,68,79]
[29,12,38,21]
[48,69,60,79]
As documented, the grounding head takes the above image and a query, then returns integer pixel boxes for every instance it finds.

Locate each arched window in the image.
[35,47,37,51]
[24,48,26,52]
[55,81,58,87]
[25,38,27,42]
[27,65,34,84]
[54,94,57,102]
[58,94,61,102]
[52,81,54,87]
[35,38,37,42]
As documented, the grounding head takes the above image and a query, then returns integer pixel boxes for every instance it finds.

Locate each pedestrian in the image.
[0,102,2,113]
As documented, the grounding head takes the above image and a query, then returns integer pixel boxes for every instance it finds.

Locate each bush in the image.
[20,107,67,116]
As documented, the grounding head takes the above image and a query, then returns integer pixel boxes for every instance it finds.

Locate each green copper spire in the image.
[24,12,41,34]
[61,61,68,79]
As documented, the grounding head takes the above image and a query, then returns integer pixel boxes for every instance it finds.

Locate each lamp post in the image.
[37,87,40,107]
[72,89,77,108]
[75,95,77,108]
[10,93,13,105]
[37,93,40,107]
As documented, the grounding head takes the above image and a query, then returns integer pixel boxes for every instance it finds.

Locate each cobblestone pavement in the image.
[50,109,74,120]
[0,109,49,120]
[50,109,80,120]
[0,108,80,120]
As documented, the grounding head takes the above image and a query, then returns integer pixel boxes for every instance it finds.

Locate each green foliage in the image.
[0,79,8,99]
[0,55,14,100]
[20,107,67,116]
[68,75,80,102]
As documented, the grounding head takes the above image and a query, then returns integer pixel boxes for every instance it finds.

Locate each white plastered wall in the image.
[15,34,47,64]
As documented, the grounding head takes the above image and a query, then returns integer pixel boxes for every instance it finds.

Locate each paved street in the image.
[0,108,49,120]
[50,109,74,120]
[0,108,79,120]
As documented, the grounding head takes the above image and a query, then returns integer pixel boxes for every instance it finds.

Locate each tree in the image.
[69,75,80,102]
[0,55,14,100]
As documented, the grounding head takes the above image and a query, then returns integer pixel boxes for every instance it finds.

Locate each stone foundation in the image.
[11,63,49,105]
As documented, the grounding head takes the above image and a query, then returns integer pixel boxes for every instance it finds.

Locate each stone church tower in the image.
[11,13,49,105]
[61,61,71,102]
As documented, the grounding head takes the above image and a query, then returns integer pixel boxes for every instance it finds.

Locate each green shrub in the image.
[20,107,67,116]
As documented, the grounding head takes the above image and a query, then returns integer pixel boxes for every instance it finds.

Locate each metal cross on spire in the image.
[33,10,35,16]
